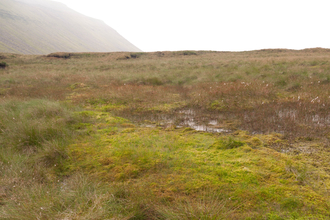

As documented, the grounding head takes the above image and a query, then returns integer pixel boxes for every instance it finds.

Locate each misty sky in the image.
[52,0,330,52]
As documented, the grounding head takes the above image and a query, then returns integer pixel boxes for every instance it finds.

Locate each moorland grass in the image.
[1,49,330,219]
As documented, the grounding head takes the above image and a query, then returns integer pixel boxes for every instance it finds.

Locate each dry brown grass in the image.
[2,49,330,141]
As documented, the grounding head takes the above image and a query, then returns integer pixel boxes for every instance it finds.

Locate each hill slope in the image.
[0,0,141,54]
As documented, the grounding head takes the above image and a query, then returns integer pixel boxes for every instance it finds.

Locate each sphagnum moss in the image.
[62,110,330,218]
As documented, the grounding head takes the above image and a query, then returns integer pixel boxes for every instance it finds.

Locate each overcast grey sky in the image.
[52,0,330,52]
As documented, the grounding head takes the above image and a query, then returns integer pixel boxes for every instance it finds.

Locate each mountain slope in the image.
[0,0,141,54]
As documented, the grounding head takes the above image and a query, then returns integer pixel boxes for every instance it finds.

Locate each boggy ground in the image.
[1,49,330,219]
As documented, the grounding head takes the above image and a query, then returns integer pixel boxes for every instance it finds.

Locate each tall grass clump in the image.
[1,174,118,219]
[0,99,84,183]
[0,99,77,152]
[158,191,236,219]
[0,99,95,219]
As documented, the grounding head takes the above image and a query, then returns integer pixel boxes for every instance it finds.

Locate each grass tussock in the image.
[1,49,330,219]
[0,99,76,152]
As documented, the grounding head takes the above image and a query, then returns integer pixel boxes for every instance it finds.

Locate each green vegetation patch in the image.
[149,101,186,112]
[62,110,330,218]
[47,52,72,59]
[130,52,146,59]
[179,50,198,56]
[212,136,245,149]
[0,61,8,69]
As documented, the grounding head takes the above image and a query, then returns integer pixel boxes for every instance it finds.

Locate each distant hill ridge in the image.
[0,0,141,54]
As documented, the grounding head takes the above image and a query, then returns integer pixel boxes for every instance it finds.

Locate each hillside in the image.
[0,0,141,54]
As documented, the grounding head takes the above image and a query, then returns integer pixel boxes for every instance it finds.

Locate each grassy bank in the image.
[1,49,330,219]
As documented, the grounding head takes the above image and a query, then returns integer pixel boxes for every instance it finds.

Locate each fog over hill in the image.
[0,0,141,54]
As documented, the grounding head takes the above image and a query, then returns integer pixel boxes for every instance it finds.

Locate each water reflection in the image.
[122,109,230,133]
[115,103,330,138]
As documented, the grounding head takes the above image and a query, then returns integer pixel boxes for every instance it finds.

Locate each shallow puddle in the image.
[115,104,330,138]
[120,109,231,133]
